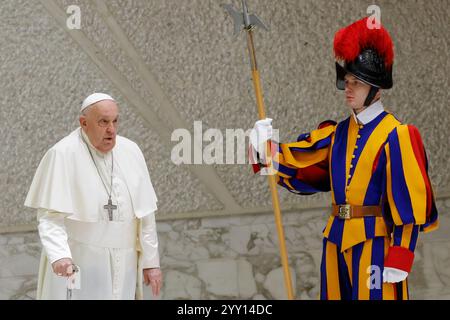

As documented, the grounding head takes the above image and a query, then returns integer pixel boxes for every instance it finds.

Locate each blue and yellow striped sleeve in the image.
[383,124,439,272]
[384,124,439,231]
[253,120,336,194]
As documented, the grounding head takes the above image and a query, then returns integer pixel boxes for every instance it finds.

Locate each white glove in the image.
[249,118,273,154]
[383,267,408,283]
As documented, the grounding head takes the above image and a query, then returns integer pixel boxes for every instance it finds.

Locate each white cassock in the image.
[25,127,159,300]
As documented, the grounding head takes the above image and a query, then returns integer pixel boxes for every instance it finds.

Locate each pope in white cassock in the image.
[25,93,162,300]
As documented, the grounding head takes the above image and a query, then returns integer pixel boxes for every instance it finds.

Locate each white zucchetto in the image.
[81,93,115,113]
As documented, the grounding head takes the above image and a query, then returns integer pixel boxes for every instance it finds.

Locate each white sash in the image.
[65,218,138,249]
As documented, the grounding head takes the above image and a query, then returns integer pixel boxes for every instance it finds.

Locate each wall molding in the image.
[2,190,449,234]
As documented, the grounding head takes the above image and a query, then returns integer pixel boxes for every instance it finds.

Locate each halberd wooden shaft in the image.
[246,28,295,300]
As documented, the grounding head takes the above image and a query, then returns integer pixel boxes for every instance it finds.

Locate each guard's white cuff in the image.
[383,267,408,283]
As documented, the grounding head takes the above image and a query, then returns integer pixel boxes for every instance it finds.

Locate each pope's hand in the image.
[144,268,163,297]
[250,118,273,154]
[52,257,74,277]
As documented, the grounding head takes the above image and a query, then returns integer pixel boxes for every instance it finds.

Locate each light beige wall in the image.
[0,0,448,300]
[0,0,448,229]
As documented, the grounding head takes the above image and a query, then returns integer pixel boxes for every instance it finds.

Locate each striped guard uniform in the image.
[252,101,439,300]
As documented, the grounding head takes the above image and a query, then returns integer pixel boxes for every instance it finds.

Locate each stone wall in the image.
[1,0,449,229]
[2,197,449,300]
[0,0,449,301]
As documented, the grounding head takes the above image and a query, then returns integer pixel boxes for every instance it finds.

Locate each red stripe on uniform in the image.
[407,126,432,218]
[295,159,330,189]
[371,144,384,174]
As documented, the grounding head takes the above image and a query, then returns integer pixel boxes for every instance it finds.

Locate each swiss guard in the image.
[250,17,439,300]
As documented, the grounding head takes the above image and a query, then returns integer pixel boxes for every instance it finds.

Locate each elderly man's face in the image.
[79,100,119,153]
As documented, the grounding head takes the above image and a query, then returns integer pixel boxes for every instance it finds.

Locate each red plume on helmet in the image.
[333,17,394,69]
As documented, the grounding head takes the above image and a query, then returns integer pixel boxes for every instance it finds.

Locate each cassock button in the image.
[357,135,361,139]
[350,164,354,168]
[352,155,356,159]
[359,125,364,129]
[348,174,351,179]
[355,145,358,149]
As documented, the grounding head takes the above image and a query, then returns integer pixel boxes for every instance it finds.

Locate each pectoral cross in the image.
[104,198,117,221]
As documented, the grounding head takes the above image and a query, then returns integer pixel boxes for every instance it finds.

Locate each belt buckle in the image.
[338,205,351,219]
